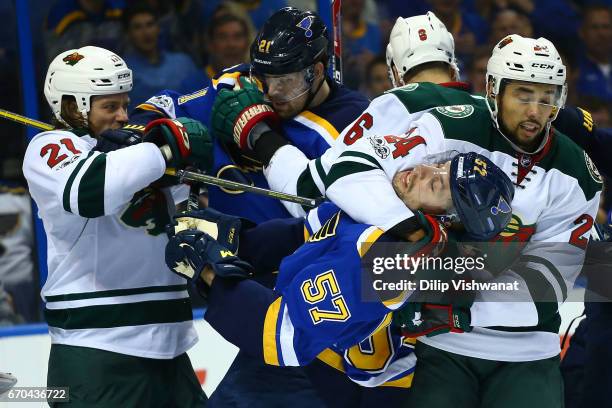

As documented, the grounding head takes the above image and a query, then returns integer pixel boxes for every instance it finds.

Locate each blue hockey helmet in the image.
[449,152,515,240]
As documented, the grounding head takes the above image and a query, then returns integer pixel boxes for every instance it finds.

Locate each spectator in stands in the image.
[180,13,251,93]
[576,5,612,102]
[122,2,199,106]
[362,55,391,98]
[201,0,288,30]
[0,174,38,323]
[139,0,202,61]
[342,0,382,90]
[466,47,489,94]
[427,0,488,68]
[44,0,124,63]
[488,7,533,45]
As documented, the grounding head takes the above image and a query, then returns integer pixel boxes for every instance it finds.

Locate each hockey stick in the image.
[331,0,343,85]
[0,108,54,131]
[169,169,323,208]
[1,108,323,208]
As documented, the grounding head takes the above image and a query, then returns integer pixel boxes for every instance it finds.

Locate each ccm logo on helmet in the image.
[531,63,555,69]
[118,72,131,79]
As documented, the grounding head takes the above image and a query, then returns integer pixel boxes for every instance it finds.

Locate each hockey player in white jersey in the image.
[22,46,209,406]
[321,35,601,408]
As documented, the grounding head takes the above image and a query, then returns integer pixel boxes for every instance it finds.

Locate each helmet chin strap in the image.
[301,74,326,112]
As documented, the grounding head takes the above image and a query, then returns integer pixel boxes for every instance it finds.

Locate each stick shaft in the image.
[175,169,322,208]
[0,108,54,131]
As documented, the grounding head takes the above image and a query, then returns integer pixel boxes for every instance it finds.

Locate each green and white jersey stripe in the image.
[23,130,196,359]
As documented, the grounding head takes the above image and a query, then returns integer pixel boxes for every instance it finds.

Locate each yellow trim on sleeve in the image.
[358,227,385,257]
[316,348,345,373]
[300,111,340,140]
[212,72,242,88]
[54,10,86,35]
[304,225,311,242]
[263,297,283,366]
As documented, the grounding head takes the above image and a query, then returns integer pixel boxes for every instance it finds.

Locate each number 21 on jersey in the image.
[40,138,81,168]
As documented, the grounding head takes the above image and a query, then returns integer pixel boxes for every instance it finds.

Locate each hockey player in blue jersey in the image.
[122,7,368,223]
[164,152,515,407]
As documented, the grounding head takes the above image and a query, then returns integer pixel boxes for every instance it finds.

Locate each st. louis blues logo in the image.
[297,16,315,38]
[490,196,511,215]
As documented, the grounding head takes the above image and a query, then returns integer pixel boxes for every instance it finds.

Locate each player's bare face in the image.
[392,162,453,214]
[499,81,557,151]
[88,93,129,137]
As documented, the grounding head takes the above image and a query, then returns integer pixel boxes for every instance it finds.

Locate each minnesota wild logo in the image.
[119,188,171,236]
[435,105,474,118]
[496,214,536,243]
[62,52,85,66]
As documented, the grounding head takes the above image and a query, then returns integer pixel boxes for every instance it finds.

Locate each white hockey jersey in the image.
[23,129,197,359]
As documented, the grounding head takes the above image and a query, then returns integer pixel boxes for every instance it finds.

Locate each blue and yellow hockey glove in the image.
[165,228,254,283]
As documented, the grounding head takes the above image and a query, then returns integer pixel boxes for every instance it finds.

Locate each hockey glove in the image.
[169,207,255,254]
[94,126,142,152]
[143,117,213,173]
[212,76,280,150]
[394,302,472,338]
[166,229,254,284]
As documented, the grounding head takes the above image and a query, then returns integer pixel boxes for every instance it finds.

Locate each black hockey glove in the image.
[94,127,142,152]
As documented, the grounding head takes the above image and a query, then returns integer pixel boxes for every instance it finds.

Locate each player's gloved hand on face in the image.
[143,117,213,173]
[168,207,255,254]
[165,229,254,284]
[211,76,280,150]
[393,301,472,338]
[94,127,142,152]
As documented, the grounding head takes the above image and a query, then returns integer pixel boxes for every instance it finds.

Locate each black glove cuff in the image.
[252,130,290,166]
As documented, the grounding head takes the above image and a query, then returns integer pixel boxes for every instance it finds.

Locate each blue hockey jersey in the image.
[131,64,369,222]
[205,203,416,388]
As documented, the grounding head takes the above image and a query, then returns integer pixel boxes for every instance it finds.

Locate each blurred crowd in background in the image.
[1,0,612,324]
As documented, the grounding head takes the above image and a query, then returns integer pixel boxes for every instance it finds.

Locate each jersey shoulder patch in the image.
[539,130,602,201]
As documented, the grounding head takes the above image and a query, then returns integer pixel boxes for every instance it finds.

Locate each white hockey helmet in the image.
[486,35,567,133]
[44,46,133,124]
[385,11,459,87]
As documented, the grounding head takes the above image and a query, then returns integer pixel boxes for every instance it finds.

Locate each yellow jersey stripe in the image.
[300,111,340,140]
[316,348,345,373]
[357,227,385,257]
[263,297,283,366]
